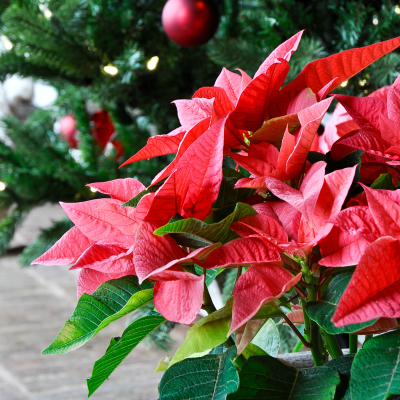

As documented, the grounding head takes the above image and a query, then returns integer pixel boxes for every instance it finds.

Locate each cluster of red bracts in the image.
[33,31,400,336]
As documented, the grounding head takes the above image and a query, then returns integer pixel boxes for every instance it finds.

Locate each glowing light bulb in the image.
[1,35,12,50]
[0,182,6,191]
[373,17,379,25]
[147,56,159,71]
[341,80,348,88]
[44,9,52,18]
[103,65,118,75]
[359,79,367,87]
[395,5,400,14]
[90,187,97,193]
[39,4,52,19]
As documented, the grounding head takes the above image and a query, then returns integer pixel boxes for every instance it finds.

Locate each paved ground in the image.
[0,205,187,400]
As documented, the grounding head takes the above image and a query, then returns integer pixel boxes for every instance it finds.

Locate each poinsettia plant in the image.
[34,31,400,399]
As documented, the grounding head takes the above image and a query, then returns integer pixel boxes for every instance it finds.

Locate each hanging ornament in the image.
[90,111,124,158]
[90,111,115,148]
[162,0,219,47]
[59,114,78,148]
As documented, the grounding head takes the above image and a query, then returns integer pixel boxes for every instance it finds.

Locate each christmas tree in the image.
[0,0,222,262]
[210,0,400,94]
[1,0,400,264]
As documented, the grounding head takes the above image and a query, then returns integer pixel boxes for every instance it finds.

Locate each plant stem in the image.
[349,334,358,354]
[301,273,327,366]
[300,298,310,342]
[293,340,303,353]
[309,319,326,366]
[202,283,216,315]
[235,266,242,285]
[282,314,312,348]
[294,285,307,299]
[321,330,343,359]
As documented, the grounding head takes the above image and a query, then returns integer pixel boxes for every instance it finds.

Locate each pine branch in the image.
[0,207,26,256]
[207,38,266,76]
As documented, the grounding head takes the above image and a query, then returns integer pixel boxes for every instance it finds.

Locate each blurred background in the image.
[1,0,400,398]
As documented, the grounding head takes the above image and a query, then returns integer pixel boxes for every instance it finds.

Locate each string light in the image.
[90,187,97,193]
[39,4,52,18]
[147,56,159,71]
[1,35,12,50]
[103,65,118,75]
[0,182,6,191]
[395,5,400,14]
[359,79,367,87]
[373,17,379,25]
[341,80,348,87]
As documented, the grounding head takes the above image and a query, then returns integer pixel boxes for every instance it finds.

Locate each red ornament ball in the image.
[59,114,78,148]
[162,0,219,47]
[90,111,115,148]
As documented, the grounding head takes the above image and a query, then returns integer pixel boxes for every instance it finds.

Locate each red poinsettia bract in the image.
[34,32,400,344]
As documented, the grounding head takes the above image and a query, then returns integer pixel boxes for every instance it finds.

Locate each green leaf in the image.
[43,276,153,354]
[326,150,364,173]
[251,319,280,357]
[306,273,377,334]
[350,330,400,400]
[213,169,254,209]
[241,343,268,359]
[121,184,161,207]
[194,264,219,286]
[210,344,226,355]
[155,356,172,373]
[370,173,395,190]
[159,346,239,400]
[155,202,257,244]
[326,150,363,202]
[230,355,340,400]
[207,204,236,223]
[169,233,213,249]
[87,313,165,397]
[325,355,355,400]
[169,298,233,367]
[251,302,283,320]
[308,151,327,164]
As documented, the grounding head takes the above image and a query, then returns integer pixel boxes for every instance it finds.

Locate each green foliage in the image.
[154,202,257,245]
[0,207,24,256]
[125,302,175,351]
[159,346,239,400]
[370,173,395,190]
[251,319,280,358]
[210,0,400,95]
[213,169,254,209]
[350,330,400,400]
[231,355,340,400]
[194,265,219,286]
[306,273,377,334]
[43,276,153,354]
[87,313,166,397]
[325,355,355,400]
[222,268,237,304]
[277,323,304,354]
[170,298,233,367]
